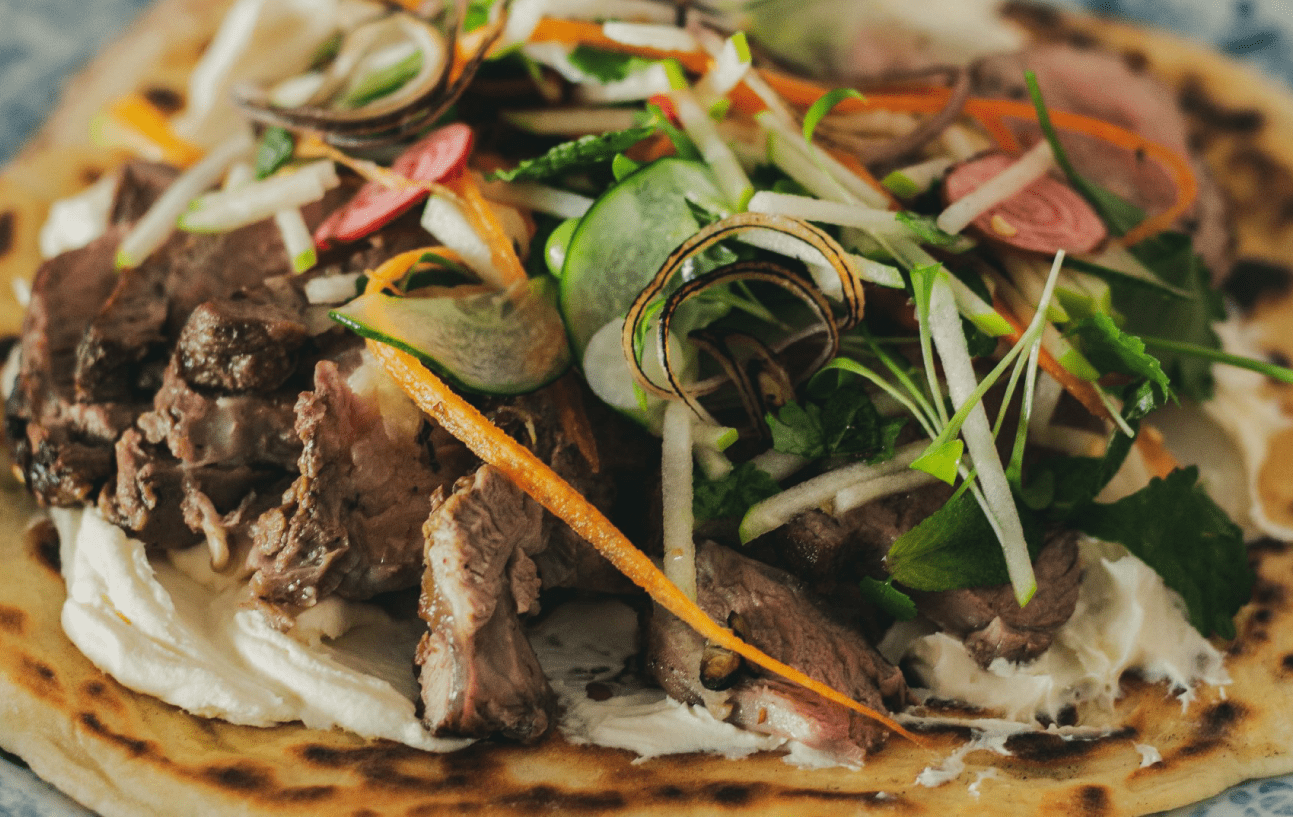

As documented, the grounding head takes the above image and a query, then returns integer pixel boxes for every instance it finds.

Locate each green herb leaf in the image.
[693,461,782,521]
[896,211,976,253]
[860,577,917,621]
[1022,379,1161,515]
[802,88,864,142]
[568,45,657,83]
[463,0,499,32]
[1074,467,1252,639]
[886,489,1029,591]
[766,380,905,461]
[1066,313,1173,404]
[489,125,658,183]
[1025,72,1223,401]
[254,127,295,180]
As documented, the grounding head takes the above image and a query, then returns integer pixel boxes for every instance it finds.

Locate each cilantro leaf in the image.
[488,125,656,182]
[766,381,905,461]
[568,45,657,83]
[1074,467,1251,639]
[1066,313,1172,404]
[860,577,917,621]
[693,462,781,521]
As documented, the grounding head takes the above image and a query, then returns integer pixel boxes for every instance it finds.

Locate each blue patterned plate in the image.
[1,1,1291,815]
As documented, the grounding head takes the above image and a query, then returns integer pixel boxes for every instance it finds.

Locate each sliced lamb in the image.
[108,160,179,225]
[647,541,908,763]
[6,227,134,506]
[137,360,302,470]
[416,465,555,741]
[73,220,295,404]
[908,529,1082,667]
[486,384,655,594]
[249,352,468,612]
[97,426,279,551]
[174,282,311,394]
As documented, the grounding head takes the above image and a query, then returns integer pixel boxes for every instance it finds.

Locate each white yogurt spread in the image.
[881,538,1229,725]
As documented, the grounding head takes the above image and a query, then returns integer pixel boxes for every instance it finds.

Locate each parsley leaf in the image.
[693,462,781,521]
[1066,313,1172,404]
[488,125,657,183]
[1074,466,1251,639]
[766,381,905,461]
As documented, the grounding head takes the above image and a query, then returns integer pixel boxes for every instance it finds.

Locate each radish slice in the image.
[940,149,1107,254]
[937,142,1055,235]
[313,123,474,248]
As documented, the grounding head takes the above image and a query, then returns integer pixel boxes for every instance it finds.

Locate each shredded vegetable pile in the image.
[98,0,1285,740]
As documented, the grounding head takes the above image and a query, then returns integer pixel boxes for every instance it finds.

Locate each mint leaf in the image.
[693,462,781,521]
[860,577,917,621]
[1066,313,1172,404]
[886,489,1026,591]
[767,381,905,461]
[489,125,657,182]
[1074,467,1251,639]
[1022,380,1161,515]
[568,45,657,83]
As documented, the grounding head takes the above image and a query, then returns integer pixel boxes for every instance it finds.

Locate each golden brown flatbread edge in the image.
[3,3,1293,815]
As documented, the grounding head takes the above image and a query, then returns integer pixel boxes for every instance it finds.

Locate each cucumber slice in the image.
[331,278,571,395]
[559,157,726,357]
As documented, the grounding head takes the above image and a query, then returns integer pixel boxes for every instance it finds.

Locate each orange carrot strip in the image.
[1134,424,1180,479]
[964,98,1198,245]
[442,170,529,289]
[108,94,204,167]
[754,68,1196,244]
[363,250,924,746]
[994,297,1111,421]
[526,18,710,74]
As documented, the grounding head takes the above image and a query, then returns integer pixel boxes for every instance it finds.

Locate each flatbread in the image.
[3,2,1293,815]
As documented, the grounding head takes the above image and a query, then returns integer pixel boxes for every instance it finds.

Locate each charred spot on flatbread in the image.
[25,516,60,574]
[0,211,13,259]
[0,604,24,634]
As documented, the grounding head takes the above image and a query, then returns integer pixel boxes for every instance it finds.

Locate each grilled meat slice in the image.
[249,352,468,612]
[417,465,555,741]
[648,541,908,763]
[909,529,1083,667]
